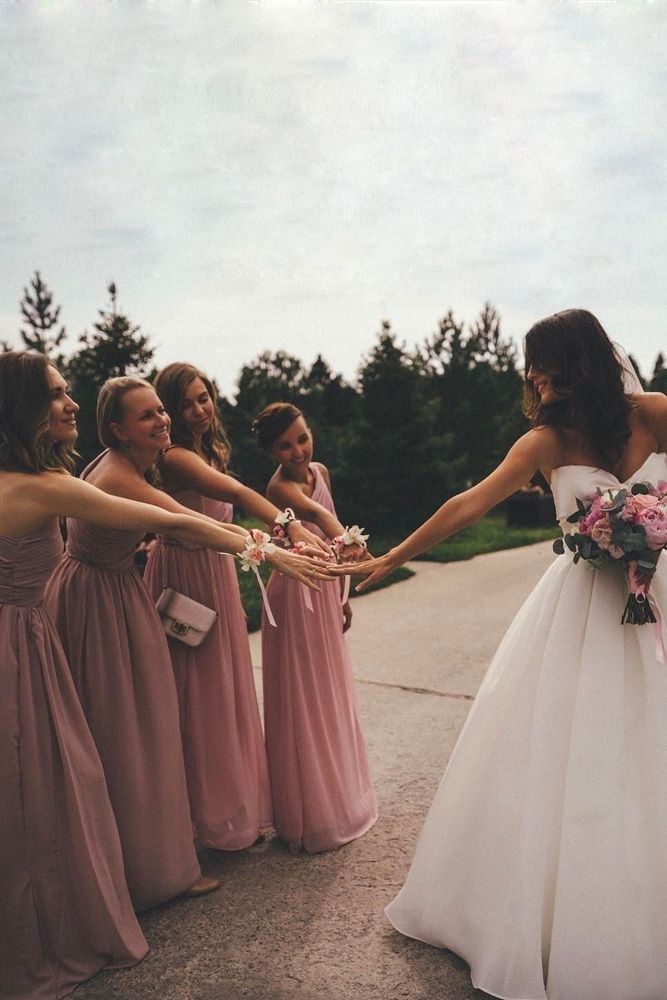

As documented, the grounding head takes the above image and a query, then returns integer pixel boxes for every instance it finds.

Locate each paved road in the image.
[77,541,556,1000]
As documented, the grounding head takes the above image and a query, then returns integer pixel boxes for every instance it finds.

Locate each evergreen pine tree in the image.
[337,322,453,535]
[3,271,68,359]
[67,283,155,463]
[648,353,667,394]
[19,271,67,362]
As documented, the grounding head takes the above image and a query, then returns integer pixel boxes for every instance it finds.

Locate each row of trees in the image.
[4,272,667,535]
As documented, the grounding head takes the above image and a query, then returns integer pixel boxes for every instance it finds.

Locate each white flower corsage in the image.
[332,525,369,558]
[237,529,277,572]
[272,507,301,544]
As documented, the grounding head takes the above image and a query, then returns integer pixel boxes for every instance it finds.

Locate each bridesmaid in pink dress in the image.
[253,402,378,854]
[0,353,149,998]
[0,360,328,998]
[144,364,329,851]
[45,377,232,908]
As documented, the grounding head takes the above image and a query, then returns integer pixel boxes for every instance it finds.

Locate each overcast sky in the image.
[1,0,665,395]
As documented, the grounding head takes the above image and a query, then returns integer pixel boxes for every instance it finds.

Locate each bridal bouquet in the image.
[554,480,667,625]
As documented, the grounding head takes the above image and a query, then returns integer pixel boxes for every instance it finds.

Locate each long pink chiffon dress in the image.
[0,520,147,1000]
[261,463,377,854]
[44,458,201,911]
[144,489,272,850]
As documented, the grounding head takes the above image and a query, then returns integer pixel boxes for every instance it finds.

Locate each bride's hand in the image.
[330,550,401,592]
[266,548,333,590]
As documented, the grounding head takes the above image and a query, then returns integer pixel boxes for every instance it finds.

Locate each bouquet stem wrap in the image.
[622,560,658,625]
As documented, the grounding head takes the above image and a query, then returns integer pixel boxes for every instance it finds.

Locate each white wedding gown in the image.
[387,453,667,1000]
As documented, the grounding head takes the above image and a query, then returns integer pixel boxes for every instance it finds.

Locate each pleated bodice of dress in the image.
[0,520,63,607]
[64,518,143,572]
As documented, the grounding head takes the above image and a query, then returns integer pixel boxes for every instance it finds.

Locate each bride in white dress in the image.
[340,310,667,1000]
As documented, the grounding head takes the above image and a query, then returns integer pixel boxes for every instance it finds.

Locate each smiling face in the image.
[270,415,314,475]
[46,365,79,444]
[181,376,215,439]
[526,366,563,406]
[109,386,171,453]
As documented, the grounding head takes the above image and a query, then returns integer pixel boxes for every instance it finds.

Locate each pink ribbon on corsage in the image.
[237,530,277,628]
[253,564,277,628]
[290,541,315,613]
[301,583,314,613]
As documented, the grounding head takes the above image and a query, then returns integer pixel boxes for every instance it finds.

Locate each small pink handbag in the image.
[156,587,218,647]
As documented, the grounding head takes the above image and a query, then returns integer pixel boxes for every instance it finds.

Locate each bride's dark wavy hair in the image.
[523,310,633,469]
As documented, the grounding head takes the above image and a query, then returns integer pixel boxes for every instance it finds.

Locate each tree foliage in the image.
[5,272,667,539]
[335,322,452,531]
[19,271,68,362]
[1,271,68,359]
[66,282,155,464]
[649,353,667,395]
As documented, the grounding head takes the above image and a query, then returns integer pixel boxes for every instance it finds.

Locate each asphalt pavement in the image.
[76,540,556,1000]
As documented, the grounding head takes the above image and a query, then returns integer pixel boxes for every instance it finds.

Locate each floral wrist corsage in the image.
[272,507,302,544]
[237,529,277,572]
[331,525,369,562]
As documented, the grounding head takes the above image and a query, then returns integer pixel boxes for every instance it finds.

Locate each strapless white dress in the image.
[386,453,667,1000]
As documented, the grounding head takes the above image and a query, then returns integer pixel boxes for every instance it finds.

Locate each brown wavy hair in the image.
[252,402,303,451]
[0,351,76,474]
[152,363,231,469]
[523,309,632,469]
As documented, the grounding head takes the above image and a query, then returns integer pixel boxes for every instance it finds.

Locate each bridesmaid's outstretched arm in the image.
[160,446,330,552]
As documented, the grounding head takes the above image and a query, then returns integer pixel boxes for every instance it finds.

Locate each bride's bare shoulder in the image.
[630,392,667,449]
[519,426,564,469]
[630,391,667,414]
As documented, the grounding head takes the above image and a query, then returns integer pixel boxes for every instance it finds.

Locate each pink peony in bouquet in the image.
[554,479,667,625]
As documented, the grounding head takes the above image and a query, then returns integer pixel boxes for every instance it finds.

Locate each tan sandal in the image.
[184,875,220,898]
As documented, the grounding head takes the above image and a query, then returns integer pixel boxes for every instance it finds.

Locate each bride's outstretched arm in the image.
[339,430,548,592]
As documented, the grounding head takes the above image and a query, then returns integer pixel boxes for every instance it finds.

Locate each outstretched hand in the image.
[288,521,330,555]
[330,551,400,592]
[267,548,334,590]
